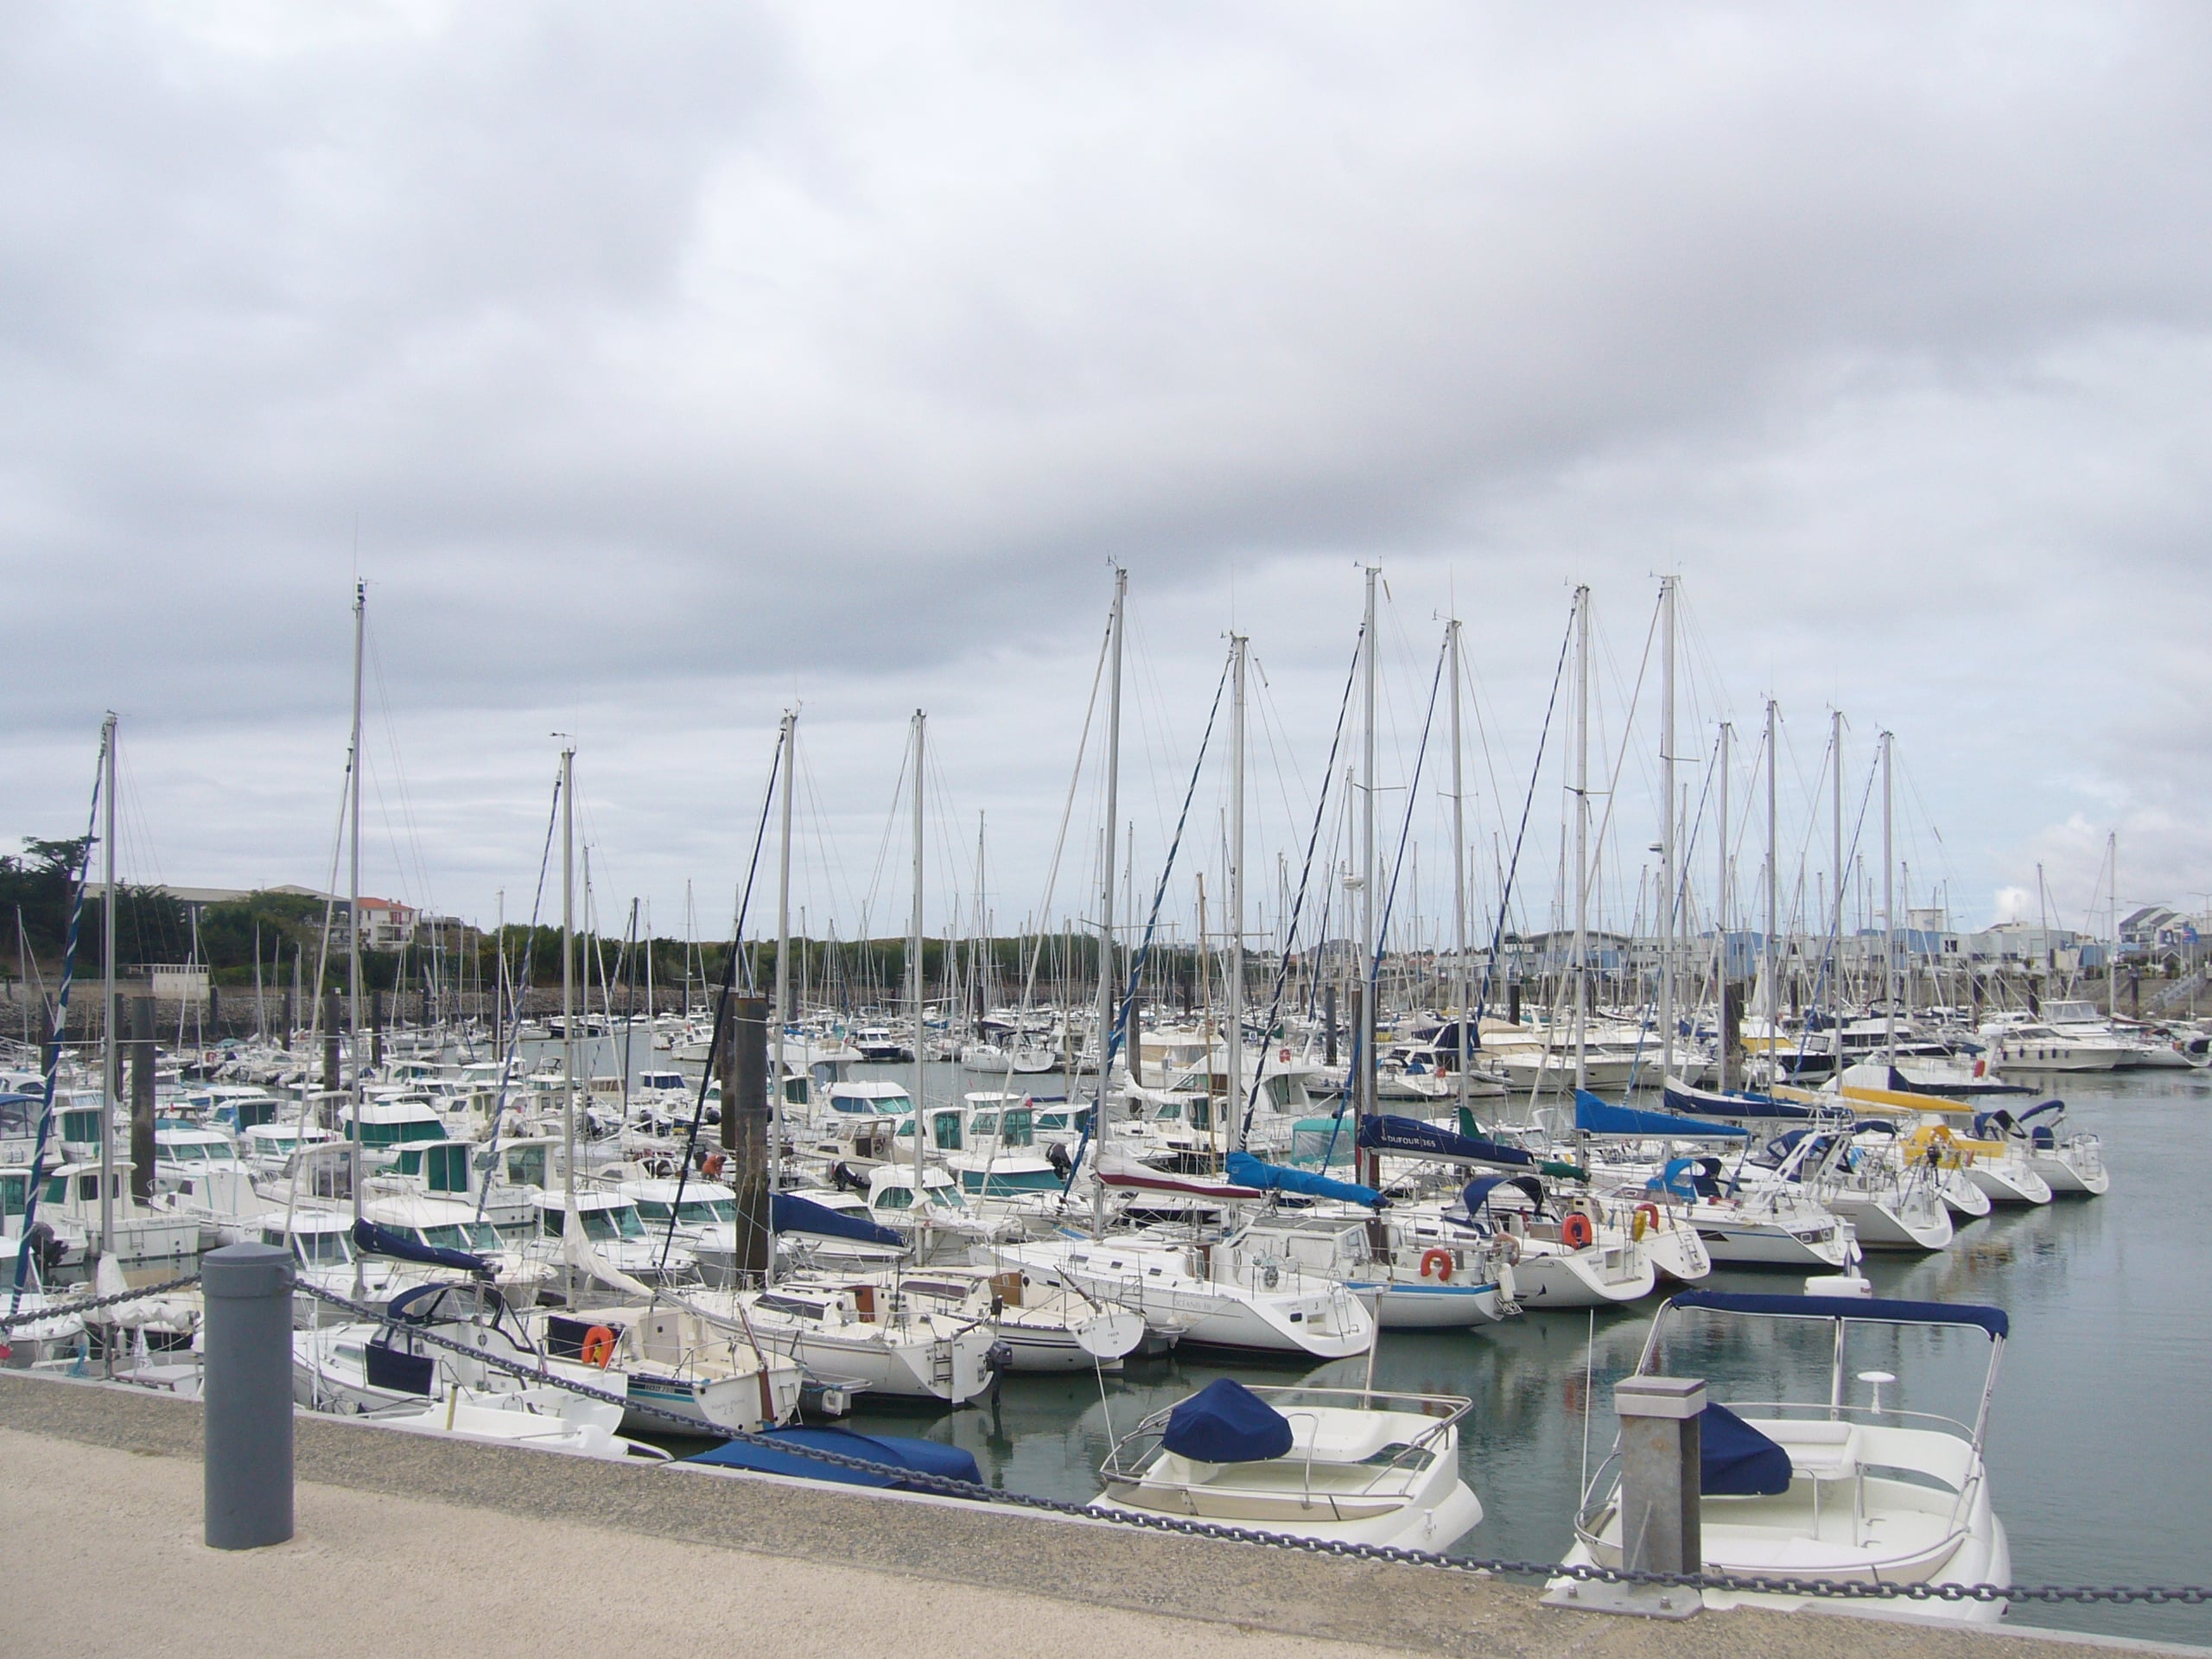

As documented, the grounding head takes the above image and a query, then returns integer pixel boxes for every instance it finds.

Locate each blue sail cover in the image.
[772,1192,904,1248]
[1700,1402,1793,1497]
[1662,1082,1815,1122]
[352,1218,490,1275]
[1358,1113,1535,1167]
[689,1427,982,1490]
[1160,1377,1294,1463]
[1224,1151,1379,1207]
[1576,1090,1749,1141]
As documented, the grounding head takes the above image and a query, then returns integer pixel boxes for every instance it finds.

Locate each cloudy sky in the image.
[7,3,2209,953]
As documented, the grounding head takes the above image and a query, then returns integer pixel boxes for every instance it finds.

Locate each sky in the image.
[6,3,2210,952]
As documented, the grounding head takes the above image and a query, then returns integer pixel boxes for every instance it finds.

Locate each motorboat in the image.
[690,1272,1001,1406]
[1558,1291,2012,1624]
[1093,1377,1483,1551]
[372,1385,673,1463]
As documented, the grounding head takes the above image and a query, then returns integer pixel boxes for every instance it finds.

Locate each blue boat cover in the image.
[352,1218,490,1275]
[688,1427,982,1490]
[1575,1090,1750,1141]
[1160,1377,1294,1463]
[1667,1289,2008,1340]
[1461,1173,1547,1218]
[1700,1402,1793,1497]
[1225,1151,1379,1206]
[1358,1113,1536,1167]
[772,1191,904,1248]
[1662,1084,1815,1122]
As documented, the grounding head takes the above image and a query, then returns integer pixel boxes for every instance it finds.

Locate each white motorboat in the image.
[375,1386,673,1462]
[1558,1291,2012,1624]
[1977,1016,2126,1075]
[1093,1378,1484,1551]
[692,1273,1001,1406]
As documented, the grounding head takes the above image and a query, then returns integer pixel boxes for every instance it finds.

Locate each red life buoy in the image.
[1419,1247,1454,1282]
[1560,1212,1595,1250]
[1634,1201,1662,1237]
[581,1325,618,1369]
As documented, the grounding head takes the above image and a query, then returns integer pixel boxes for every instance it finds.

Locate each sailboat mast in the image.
[560,745,575,1217]
[1657,576,1676,1090]
[773,709,795,1159]
[99,713,117,1260]
[2108,830,2119,1019]
[1572,586,1591,1093]
[1716,721,1732,1095]
[1449,616,1468,1127]
[1227,632,1246,1154]
[348,581,365,1231]
[1830,710,1844,1070]
[1359,568,1377,1175]
[1764,699,1778,1077]
[910,711,927,1204]
[1092,570,1125,1236]
[1882,728,1896,1065]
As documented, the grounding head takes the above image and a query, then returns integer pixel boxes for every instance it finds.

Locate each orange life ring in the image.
[1633,1201,1661,1240]
[702,1151,726,1179]
[1279,1047,1292,1064]
[1560,1212,1595,1250]
[1418,1247,1454,1282]
[581,1325,618,1369]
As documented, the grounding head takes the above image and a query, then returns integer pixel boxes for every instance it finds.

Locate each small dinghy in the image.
[1091,1376,1483,1550]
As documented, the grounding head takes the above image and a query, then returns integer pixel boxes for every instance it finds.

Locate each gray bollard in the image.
[1548,1375,1706,1618]
[202,1242,296,1549]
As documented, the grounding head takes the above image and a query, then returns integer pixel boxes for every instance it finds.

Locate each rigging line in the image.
[363,625,436,913]
[1062,651,1232,1196]
[858,732,912,936]
[9,736,103,1312]
[1471,602,1576,1029]
[472,770,563,1223]
[1242,629,1362,1136]
[660,726,785,1272]
[1580,590,1662,938]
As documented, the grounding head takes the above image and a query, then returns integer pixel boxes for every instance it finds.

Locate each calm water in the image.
[829,1066,2212,1647]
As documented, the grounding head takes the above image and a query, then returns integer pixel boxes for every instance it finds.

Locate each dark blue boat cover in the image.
[1224,1151,1380,1206]
[1160,1377,1294,1463]
[772,1191,904,1247]
[1662,1083,1815,1121]
[1667,1289,2008,1340]
[1358,1112,1535,1167]
[1575,1090,1750,1140]
[688,1427,982,1490]
[1699,1402,1793,1497]
[352,1218,490,1275]
[1460,1173,1548,1217]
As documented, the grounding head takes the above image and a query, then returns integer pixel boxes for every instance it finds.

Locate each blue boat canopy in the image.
[1161,1377,1294,1463]
[1460,1173,1547,1219]
[772,1192,903,1248]
[352,1218,490,1276]
[1575,1090,1750,1141]
[1666,1289,2008,1341]
[689,1427,981,1491]
[1357,1113,1536,1168]
[1224,1151,1379,1207]
[1700,1402,1794,1497]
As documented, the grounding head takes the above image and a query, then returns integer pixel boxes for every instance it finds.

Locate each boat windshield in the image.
[420,1223,502,1251]
[580,1205,645,1242]
[276,1230,353,1266]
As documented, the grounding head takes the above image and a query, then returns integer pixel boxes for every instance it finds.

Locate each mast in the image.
[1358,568,1378,1178]
[1882,729,1896,1065]
[1092,569,1125,1236]
[348,581,365,1238]
[773,709,795,1165]
[1227,632,1246,1153]
[1656,575,1676,1089]
[2108,830,2119,1019]
[1449,616,1469,1127]
[1716,721,1732,1095]
[1830,710,1844,1074]
[910,710,927,1206]
[560,744,575,1226]
[1764,698,1778,1083]
[1572,586,1591,1092]
[99,713,117,1260]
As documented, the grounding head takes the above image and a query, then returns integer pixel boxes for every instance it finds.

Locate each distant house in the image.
[2120,906,2196,956]
[353,897,418,951]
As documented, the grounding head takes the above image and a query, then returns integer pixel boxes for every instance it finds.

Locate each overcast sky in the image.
[7,3,2210,953]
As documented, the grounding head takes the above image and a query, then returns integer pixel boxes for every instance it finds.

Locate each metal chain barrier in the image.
[0,1274,202,1332]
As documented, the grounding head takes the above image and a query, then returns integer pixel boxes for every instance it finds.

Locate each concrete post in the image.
[720,995,771,1283]
[1617,1375,1704,1577]
[129,994,156,1202]
[202,1242,296,1549]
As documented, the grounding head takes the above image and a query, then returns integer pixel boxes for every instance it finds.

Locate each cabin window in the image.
[634,1198,671,1221]
[875,1187,912,1211]
[505,1147,548,1187]
[428,1144,468,1193]
[680,1200,732,1225]
[931,1113,963,1152]
[969,1112,999,1137]
[1000,1109,1033,1147]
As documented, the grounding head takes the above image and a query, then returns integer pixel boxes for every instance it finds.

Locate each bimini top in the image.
[1665,1289,2008,1341]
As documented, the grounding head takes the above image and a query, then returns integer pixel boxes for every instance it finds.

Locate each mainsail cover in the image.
[1358,1113,1535,1167]
[351,1218,491,1275]
[1574,1090,1751,1141]
[772,1192,904,1248]
[1224,1151,1379,1207]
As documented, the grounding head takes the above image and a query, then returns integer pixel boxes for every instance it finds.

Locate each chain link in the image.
[20,1274,2202,1612]
[0,1274,201,1332]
